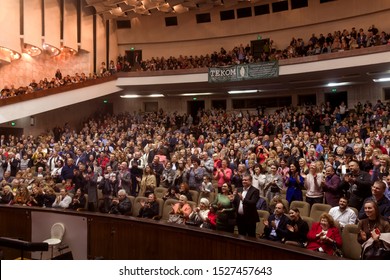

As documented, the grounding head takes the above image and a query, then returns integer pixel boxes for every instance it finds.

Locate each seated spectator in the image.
[68,188,86,210]
[0,185,14,204]
[358,199,390,259]
[168,194,192,224]
[201,204,217,230]
[283,207,309,247]
[306,213,342,255]
[187,198,210,227]
[328,197,357,229]
[178,182,192,201]
[108,189,132,215]
[163,186,179,201]
[358,181,390,222]
[256,196,268,210]
[43,186,56,208]
[12,185,30,206]
[138,193,159,219]
[27,185,45,207]
[262,202,289,241]
[52,188,72,209]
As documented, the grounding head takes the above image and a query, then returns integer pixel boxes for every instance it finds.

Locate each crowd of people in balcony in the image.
[1,97,390,258]
[1,24,389,100]
[116,24,390,71]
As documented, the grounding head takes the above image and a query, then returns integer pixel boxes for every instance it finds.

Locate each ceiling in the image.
[85,0,244,18]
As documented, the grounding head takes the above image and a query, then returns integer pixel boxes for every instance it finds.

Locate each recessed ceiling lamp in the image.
[181,93,213,96]
[120,94,164,98]
[326,82,349,87]
[228,90,258,94]
[373,77,390,83]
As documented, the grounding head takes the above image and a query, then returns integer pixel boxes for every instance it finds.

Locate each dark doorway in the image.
[187,100,205,125]
[0,127,24,140]
[211,99,226,110]
[298,94,317,106]
[125,50,142,70]
[324,91,348,110]
[251,38,270,59]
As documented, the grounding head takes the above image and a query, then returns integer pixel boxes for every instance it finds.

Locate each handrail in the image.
[0,204,340,260]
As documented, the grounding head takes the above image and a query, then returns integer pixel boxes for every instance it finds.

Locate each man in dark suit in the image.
[233,173,260,237]
[263,202,290,241]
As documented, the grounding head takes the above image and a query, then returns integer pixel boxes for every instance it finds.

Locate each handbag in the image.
[362,241,390,260]
[332,245,343,258]
[168,214,184,224]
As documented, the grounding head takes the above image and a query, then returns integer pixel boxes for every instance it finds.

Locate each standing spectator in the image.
[304,162,324,207]
[339,160,372,210]
[322,165,342,207]
[213,159,232,193]
[233,173,260,237]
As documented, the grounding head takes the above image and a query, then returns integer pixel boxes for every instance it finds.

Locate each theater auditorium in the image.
[1,0,390,260]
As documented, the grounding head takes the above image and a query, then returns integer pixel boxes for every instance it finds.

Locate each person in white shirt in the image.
[52,188,72,209]
[328,197,357,229]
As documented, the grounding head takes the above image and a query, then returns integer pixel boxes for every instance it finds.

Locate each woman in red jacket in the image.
[307,212,342,255]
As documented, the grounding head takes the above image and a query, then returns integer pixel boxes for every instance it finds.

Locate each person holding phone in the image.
[358,199,390,244]
[358,199,390,259]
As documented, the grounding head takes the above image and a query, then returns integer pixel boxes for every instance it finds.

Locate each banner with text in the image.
[208,61,279,83]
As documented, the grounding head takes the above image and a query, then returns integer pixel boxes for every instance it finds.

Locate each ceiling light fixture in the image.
[120,94,164,98]
[181,93,213,96]
[326,82,349,87]
[373,77,390,83]
[228,90,258,94]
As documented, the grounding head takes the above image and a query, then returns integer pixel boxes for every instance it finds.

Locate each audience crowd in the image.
[1,97,390,258]
[2,24,389,99]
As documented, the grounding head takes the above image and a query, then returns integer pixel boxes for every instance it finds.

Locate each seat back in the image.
[132,196,147,217]
[342,224,361,260]
[77,194,88,211]
[198,191,215,205]
[154,187,167,199]
[156,198,164,218]
[309,203,332,221]
[51,223,65,240]
[161,198,179,222]
[126,195,135,216]
[189,190,199,203]
[256,210,270,237]
[301,215,314,229]
[290,201,311,217]
[282,198,290,212]
[349,207,359,217]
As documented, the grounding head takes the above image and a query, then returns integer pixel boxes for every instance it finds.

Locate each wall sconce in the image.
[30,116,35,126]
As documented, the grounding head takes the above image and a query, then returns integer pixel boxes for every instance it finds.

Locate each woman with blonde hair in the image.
[0,185,14,204]
[304,162,324,207]
[139,164,157,197]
